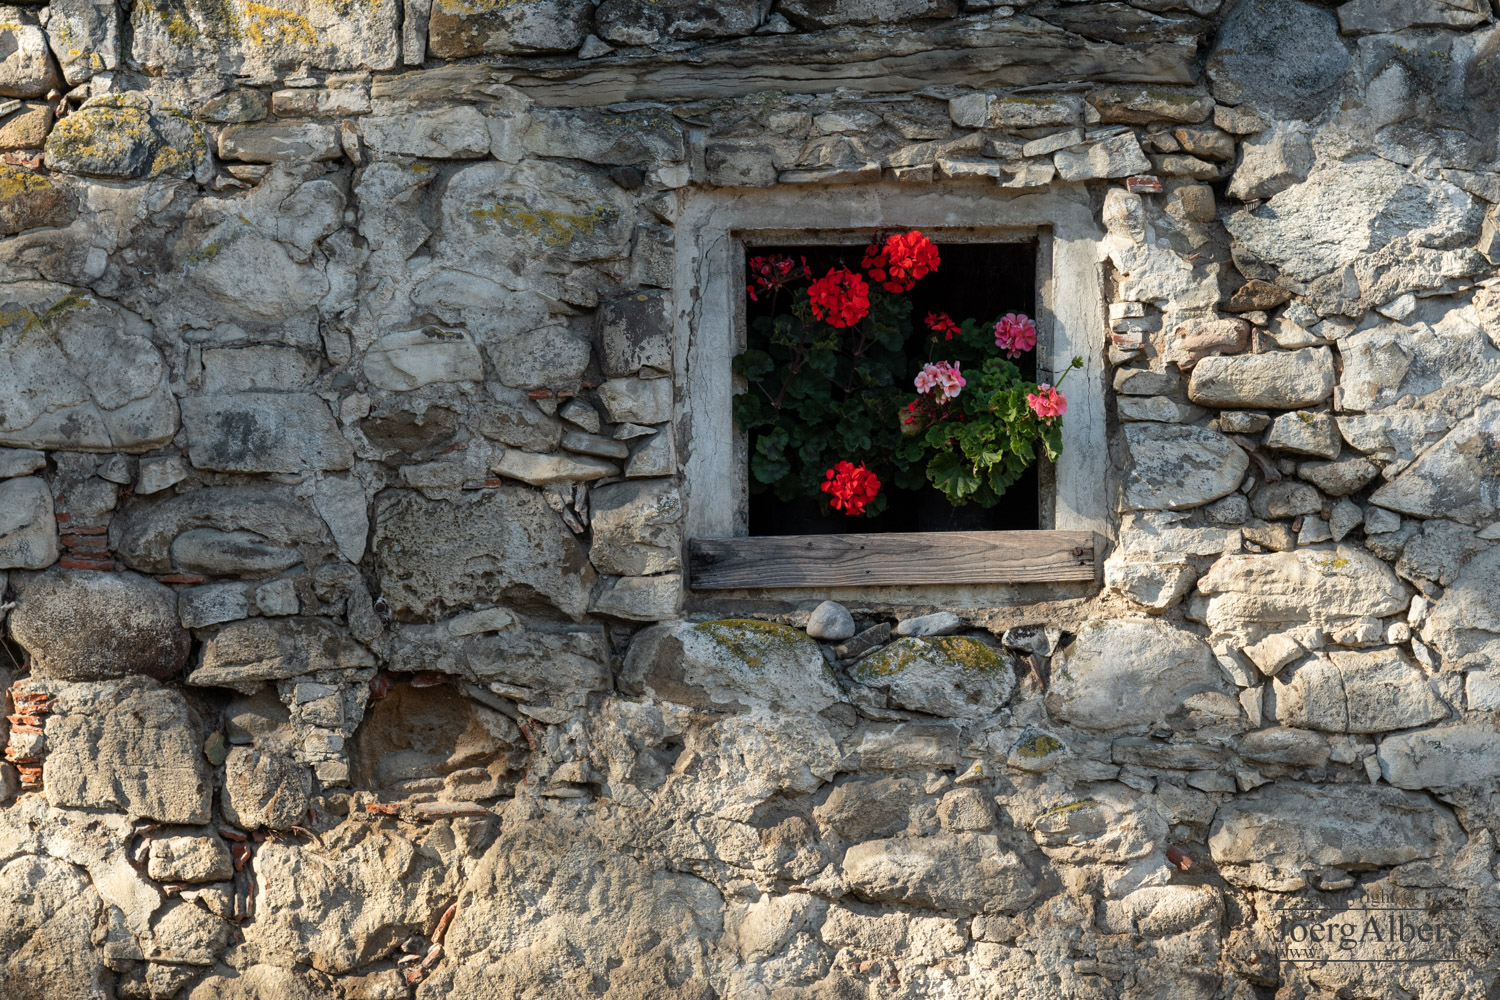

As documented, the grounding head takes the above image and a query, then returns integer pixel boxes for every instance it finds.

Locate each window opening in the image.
[739,238,1041,537]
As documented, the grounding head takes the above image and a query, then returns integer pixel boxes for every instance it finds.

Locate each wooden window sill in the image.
[688,530,1099,590]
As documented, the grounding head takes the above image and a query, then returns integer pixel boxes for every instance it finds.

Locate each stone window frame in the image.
[673,183,1110,599]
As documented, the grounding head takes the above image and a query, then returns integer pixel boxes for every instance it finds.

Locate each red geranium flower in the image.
[821,460,881,516]
[926,312,961,340]
[746,254,811,301]
[808,266,870,328]
[863,230,940,293]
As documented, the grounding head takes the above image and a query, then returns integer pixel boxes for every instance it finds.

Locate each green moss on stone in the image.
[854,636,1006,680]
[691,619,812,669]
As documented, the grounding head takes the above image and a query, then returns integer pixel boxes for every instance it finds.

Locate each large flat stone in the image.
[850,637,1016,719]
[190,617,374,693]
[524,110,686,167]
[373,487,593,621]
[45,682,213,824]
[440,159,634,266]
[1223,158,1477,284]
[1370,400,1500,526]
[1271,648,1448,734]
[1196,545,1409,631]
[10,569,190,681]
[46,96,209,180]
[1046,619,1227,732]
[1378,722,1500,790]
[842,833,1039,915]
[111,486,334,576]
[131,0,400,76]
[181,393,353,474]
[1187,348,1335,409]
[427,0,592,57]
[1121,423,1248,511]
[363,327,484,391]
[1209,782,1462,890]
[621,619,840,714]
[0,283,177,452]
[596,0,768,44]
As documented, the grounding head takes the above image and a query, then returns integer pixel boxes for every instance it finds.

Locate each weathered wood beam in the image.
[689,530,1099,589]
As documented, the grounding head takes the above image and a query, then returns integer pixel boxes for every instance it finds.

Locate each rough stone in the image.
[181,393,352,474]
[218,123,343,164]
[588,479,682,576]
[0,10,61,98]
[778,0,957,29]
[1237,726,1330,767]
[1086,87,1213,125]
[1338,0,1491,34]
[893,611,963,637]
[1227,123,1312,202]
[1297,456,1379,497]
[1264,410,1340,459]
[1196,545,1409,630]
[131,0,399,76]
[428,0,593,57]
[46,96,208,180]
[1121,422,1248,511]
[1053,132,1152,182]
[111,486,333,576]
[1422,546,1500,671]
[222,747,312,831]
[851,637,1016,719]
[1206,0,1349,120]
[1209,782,1461,890]
[363,327,484,391]
[0,476,56,569]
[1188,348,1335,409]
[599,291,671,377]
[1249,480,1322,520]
[373,487,593,621]
[493,449,619,486]
[0,283,176,452]
[148,835,234,883]
[1370,400,1500,526]
[1378,722,1500,790]
[46,682,213,823]
[842,833,1039,914]
[1271,648,1447,733]
[599,377,672,423]
[1224,159,1477,285]
[9,569,190,681]
[190,617,374,692]
[360,107,492,159]
[589,572,681,621]
[1047,620,1228,731]
[621,619,840,714]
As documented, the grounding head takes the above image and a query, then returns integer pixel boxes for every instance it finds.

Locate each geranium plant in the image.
[733,231,1083,518]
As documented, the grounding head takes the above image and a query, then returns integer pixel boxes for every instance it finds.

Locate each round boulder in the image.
[8,568,191,681]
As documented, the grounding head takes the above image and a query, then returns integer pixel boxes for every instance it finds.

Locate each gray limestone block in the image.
[0,476,56,570]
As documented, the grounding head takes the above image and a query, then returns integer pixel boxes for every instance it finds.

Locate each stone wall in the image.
[1,1,1500,997]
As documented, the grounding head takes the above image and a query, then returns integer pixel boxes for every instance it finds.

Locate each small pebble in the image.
[806,600,855,641]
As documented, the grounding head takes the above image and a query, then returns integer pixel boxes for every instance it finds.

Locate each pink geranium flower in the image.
[994,313,1037,358]
[1027,384,1066,419]
[915,361,966,400]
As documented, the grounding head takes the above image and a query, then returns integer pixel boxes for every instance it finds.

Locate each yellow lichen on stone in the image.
[854,636,1007,679]
[691,619,814,670]
[0,166,52,200]
[244,2,318,46]
[1014,732,1064,759]
[470,200,619,247]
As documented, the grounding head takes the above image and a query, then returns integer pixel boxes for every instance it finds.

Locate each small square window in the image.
[675,187,1111,599]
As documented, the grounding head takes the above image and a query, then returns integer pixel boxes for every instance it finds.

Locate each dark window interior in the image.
[744,239,1040,536]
